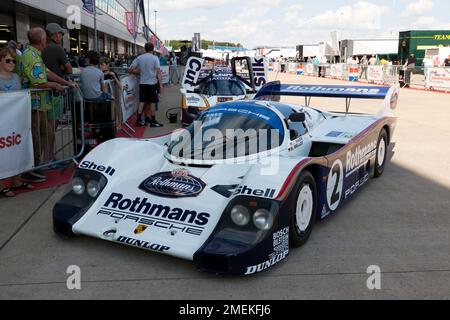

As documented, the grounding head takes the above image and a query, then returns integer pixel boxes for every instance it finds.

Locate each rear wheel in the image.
[374,129,388,178]
[289,171,317,247]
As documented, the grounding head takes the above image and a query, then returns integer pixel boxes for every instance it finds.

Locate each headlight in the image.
[253,209,273,230]
[230,205,250,226]
[86,180,101,198]
[72,177,85,195]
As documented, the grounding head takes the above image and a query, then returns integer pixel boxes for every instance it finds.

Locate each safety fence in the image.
[74,70,168,139]
[105,76,138,137]
[0,76,142,180]
[71,72,139,138]
[270,62,450,92]
[112,66,173,85]
[111,67,130,77]
[0,87,85,180]
[1,65,183,181]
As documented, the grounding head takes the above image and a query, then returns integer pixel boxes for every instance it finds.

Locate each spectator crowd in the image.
[1,22,175,198]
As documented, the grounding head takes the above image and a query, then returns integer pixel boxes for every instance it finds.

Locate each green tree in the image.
[167,39,243,50]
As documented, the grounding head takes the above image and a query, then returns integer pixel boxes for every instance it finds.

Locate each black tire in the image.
[289,171,317,247]
[374,129,388,178]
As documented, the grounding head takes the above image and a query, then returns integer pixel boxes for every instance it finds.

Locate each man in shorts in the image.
[19,27,65,181]
[128,42,164,127]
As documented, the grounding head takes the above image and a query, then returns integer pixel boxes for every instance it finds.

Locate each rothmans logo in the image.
[346,140,377,173]
[139,171,206,198]
[285,86,381,94]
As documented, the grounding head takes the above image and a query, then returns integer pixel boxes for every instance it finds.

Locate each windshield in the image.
[168,103,285,161]
[201,80,245,96]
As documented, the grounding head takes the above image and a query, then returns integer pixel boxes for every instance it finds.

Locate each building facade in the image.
[340,39,398,61]
[0,0,158,57]
[399,30,450,66]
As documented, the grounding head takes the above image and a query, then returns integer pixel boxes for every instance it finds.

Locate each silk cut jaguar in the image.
[53,82,399,275]
[180,56,268,126]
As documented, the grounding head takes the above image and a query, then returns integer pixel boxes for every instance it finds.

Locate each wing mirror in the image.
[288,112,306,122]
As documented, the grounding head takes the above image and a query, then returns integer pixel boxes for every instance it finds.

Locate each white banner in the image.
[182,57,205,92]
[305,64,316,75]
[250,56,268,91]
[348,65,359,81]
[425,67,450,89]
[330,64,345,78]
[0,91,34,179]
[287,62,297,73]
[161,66,170,84]
[368,65,384,82]
[273,62,280,72]
[119,75,140,123]
[104,80,122,126]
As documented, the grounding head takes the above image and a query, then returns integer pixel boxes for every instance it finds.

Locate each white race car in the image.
[180,56,268,126]
[53,82,399,275]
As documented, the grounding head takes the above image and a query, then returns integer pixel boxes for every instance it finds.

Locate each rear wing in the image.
[254,82,399,116]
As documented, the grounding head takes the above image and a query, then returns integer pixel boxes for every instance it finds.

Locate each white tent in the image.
[201,49,225,59]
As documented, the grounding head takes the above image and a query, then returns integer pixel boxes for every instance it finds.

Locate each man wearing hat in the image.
[40,23,76,170]
[42,22,72,78]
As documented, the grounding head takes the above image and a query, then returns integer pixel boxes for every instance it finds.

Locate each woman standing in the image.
[0,47,34,197]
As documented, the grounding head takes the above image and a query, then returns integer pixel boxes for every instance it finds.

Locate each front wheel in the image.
[374,129,388,178]
[289,171,317,247]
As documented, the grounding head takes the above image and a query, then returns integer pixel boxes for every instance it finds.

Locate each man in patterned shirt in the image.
[19,27,65,182]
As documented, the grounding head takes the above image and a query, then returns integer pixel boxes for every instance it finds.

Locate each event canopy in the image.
[208,46,248,52]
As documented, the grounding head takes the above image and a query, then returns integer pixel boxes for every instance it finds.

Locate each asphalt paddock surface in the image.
[1,73,449,299]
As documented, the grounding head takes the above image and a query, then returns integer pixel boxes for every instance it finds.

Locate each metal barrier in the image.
[104,78,136,137]
[111,67,130,78]
[321,64,332,78]
[301,63,319,76]
[383,65,402,84]
[407,67,427,89]
[30,87,85,171]
[298,63,331,77]
[271,62,449,92]
[272,62,281,72]
[423,67,450,91]
[104,79,122,125]
[358,65,368,81]
[260,60,450,93]
[287,62,297,74]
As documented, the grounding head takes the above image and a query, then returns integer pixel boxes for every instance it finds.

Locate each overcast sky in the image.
[143,0,450,48]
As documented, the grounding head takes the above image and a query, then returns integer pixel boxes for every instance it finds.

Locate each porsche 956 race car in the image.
[53,82,399,275]
[180,56,268,126]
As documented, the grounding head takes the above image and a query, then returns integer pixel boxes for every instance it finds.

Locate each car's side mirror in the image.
[288,112,306,122]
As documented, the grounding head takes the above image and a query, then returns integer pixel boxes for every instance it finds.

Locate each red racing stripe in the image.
[275,158,312,201]
[275,118,390,201]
